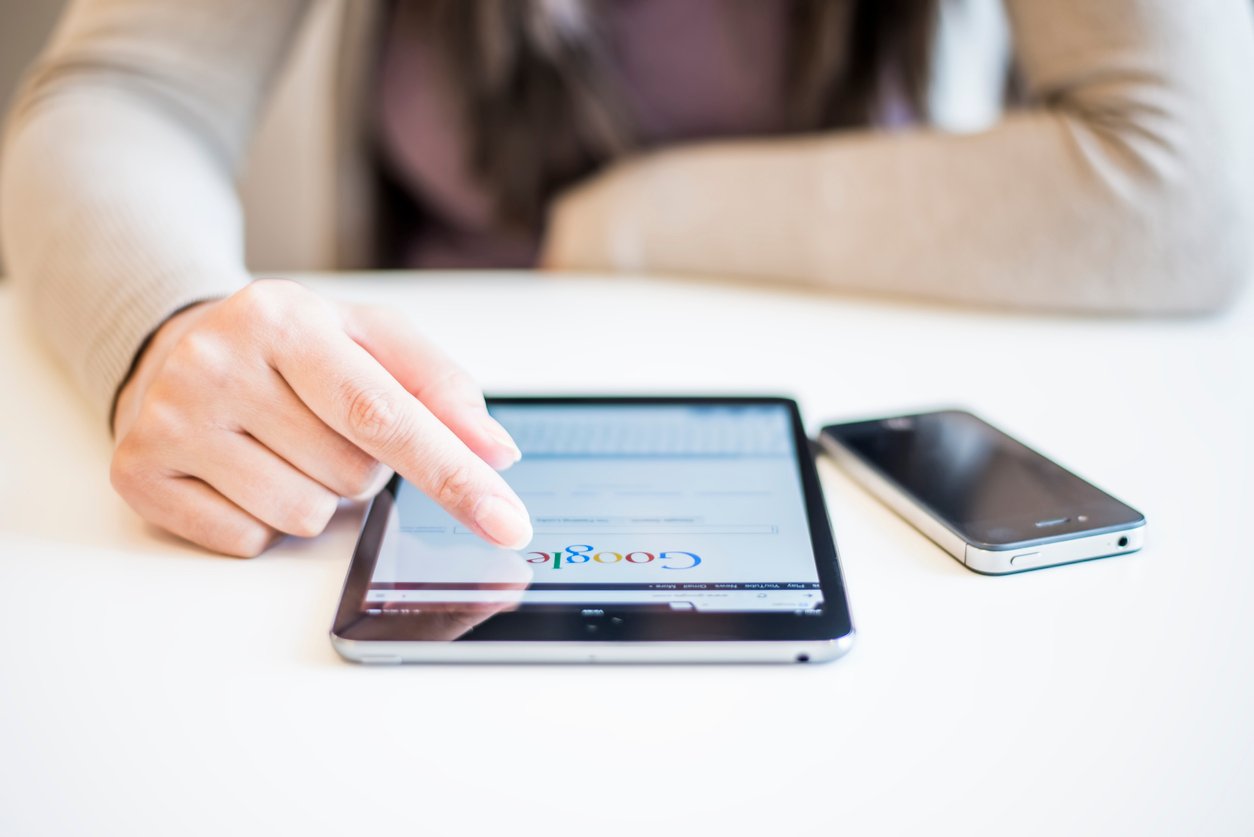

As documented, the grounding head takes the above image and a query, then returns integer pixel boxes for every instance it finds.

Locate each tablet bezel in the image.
[330,396,854,657]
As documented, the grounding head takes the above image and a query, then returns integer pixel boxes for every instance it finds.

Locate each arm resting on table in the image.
[1,0,311,422]
[547,0,1254,315]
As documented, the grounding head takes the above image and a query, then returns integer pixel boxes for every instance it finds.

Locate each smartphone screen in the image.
[823,410,1143,546]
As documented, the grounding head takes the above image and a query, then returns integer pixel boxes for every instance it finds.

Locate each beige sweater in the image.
[3,0,1253,424]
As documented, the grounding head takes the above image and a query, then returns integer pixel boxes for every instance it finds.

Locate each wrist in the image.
[111,299,220,437]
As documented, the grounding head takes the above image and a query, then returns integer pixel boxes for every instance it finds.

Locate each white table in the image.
[2,272,1252,836]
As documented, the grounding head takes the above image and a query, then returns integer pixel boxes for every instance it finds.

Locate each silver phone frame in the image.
[818,431,1144,575]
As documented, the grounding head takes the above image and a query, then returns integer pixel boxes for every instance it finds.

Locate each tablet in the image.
[330,397,855,663]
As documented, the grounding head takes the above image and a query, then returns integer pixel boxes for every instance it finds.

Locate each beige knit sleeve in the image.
[1,0,311,422]
[551,0,1254,315]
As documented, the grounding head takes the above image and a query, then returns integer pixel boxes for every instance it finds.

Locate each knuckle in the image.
[225,524,275,559]
[169,330,231,387]
[431,463,477,514]
[109,443,144,496]
[176,500,275,558]
[238,277,301,308]
[110,435,170,501]
[231,280,306,341]
[345,387,411,451]
[134,398,185,442]
[432,366,484,409]
[283,492,337,538]
[341,459,389,500]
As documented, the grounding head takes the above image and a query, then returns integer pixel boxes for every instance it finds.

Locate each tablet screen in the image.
[362,403,824,614]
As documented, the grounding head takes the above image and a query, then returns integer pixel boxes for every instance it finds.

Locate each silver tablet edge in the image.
[331,631,856,665]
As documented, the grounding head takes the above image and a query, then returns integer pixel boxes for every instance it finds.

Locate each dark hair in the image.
[423,0,939,231]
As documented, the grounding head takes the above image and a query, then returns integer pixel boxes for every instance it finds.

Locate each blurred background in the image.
[0,0,1011,276]
[0,2,60,118]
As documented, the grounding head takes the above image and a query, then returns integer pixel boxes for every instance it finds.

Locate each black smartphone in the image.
[818,409,1145,574]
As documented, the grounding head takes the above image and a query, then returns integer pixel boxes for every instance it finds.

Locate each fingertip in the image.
[473,494,533,550]
[483,447,522,472]
[463,413,522,470]
[481,416,523,464]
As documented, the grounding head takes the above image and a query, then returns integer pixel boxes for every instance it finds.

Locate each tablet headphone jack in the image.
[796,653,810,663]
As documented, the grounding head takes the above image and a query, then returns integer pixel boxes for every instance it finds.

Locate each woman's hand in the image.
[111,279,530,557]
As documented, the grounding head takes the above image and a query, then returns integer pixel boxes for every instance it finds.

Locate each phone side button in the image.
[1010,552,1043,568]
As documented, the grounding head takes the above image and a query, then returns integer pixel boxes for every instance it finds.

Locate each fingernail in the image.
[482,417,522,464]
[474,495,533,549]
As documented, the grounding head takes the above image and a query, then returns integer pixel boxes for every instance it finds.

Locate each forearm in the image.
[2,90,250,419]
[0,0,309,422]
[549,0,1254,315]
[562,114,1244,314]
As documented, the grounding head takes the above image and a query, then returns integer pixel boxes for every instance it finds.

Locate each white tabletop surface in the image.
[2,272,1252,836]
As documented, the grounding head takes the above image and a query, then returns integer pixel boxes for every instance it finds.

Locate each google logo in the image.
[526,544,702,570]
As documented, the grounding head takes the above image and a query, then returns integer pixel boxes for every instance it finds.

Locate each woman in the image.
[2,0,1252,557]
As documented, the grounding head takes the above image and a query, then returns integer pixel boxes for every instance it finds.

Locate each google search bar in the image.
[452,523,778,535]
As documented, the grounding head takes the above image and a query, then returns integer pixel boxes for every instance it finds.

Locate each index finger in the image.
[273,321,533,550]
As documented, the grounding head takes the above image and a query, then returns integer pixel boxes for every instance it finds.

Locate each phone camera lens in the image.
[1117,536,1129,548]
